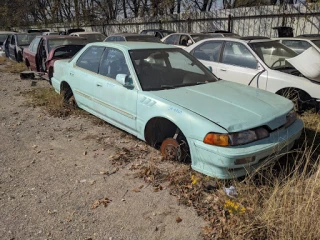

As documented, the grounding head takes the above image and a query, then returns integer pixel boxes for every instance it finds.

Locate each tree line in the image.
[0,0,317,29]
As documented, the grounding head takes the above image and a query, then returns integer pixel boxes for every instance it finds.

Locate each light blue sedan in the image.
[52,42,303,179]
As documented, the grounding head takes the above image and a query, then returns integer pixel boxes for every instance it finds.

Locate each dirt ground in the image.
[0,71,205,240]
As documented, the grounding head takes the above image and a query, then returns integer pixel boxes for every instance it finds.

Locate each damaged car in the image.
[6,33,40,62]
[186,37,320,112]
[23,35,87,82]
[51,42,303,179]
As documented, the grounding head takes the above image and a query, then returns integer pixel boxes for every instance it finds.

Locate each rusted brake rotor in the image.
[160,138,182,161]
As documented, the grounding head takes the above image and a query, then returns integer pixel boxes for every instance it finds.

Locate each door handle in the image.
[70,72,74,76]
[96,83,102,87]
[220,69,227,72]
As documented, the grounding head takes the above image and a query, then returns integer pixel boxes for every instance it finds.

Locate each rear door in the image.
[24,37,41,71]
[216,41,267,88]
[70,46,105,111]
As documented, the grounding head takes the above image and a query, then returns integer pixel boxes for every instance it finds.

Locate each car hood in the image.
[152,81,293,132]
[286,47,320,82]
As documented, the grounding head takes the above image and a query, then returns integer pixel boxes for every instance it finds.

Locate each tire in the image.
[48,68,53,85]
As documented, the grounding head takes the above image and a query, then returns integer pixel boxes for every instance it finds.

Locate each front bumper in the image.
[189,119,303,179]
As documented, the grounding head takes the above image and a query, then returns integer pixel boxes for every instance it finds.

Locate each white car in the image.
[185,37,320,111]
[275,37,320,54]
[69,32,106,43]
[161,33,212,49]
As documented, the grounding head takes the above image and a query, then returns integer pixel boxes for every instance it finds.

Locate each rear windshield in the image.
[190,34,212,42]
[80,34,105,43]
[48,38,87,51]
[0,34,9,44]
[16,34,38,46]
[126,35,161,43]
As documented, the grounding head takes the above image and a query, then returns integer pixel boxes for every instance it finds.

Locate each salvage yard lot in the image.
[0,58,320,239]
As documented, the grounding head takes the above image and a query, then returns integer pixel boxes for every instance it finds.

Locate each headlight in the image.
[284,110,296,128]
[204,127,269,147]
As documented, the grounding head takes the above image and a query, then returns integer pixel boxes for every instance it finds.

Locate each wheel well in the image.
[48,67,53,78]
[276,88,311,99]
[60,82,72,97]
[144,117,181,148]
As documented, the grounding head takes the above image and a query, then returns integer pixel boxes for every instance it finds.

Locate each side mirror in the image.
[116,74,134,88]
[207,66,213,72]
[187,39,193,46]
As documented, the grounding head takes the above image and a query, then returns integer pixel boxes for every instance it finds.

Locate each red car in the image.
[23,35,87,82]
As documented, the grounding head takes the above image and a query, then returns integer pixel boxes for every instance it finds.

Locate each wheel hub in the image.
[160,138,181,161]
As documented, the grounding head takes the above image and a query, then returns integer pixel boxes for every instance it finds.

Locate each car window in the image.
[76,46,105,73]
[282,40,312,53]
[164,34,179,45]
[129,48,217,91]
[222,42,258,69]
[30,37,41,52]
[192,41,223,62]
[116,36,125,41]
[99,48,130,79]
[179,35,191,46]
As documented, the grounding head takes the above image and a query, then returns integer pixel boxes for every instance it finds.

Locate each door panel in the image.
[216,41,267,89]
[72,46,106,111]
[96,48,137,132]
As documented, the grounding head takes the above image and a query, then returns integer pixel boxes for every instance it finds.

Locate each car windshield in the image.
[80,34,105,43]
[52,45,84,58]
[0,34,9,44]
[191,34,212,42]
[162,31,175,37]
[48,38,87,51]
[312,40,320,48]
[249,41,297,69]
[129,48,217,91]
[126,35,161,43]
[16,34,38,46]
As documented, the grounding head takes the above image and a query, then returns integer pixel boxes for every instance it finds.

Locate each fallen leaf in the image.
[132,188,140,193]
[99,171,108,175]
[176,217,182,223]
[92,197,111,209]
[138,185,144,189]
[83,151,87,156]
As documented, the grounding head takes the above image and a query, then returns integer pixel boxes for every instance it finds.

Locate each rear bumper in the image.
[189,119,303,179]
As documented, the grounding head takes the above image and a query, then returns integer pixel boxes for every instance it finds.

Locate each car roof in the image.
[71,32,103,35]
[87,41,176,50]
[192,37,277,45]
[0,31,15,34]
[39,35,87,40]
[109,33,156,37]
[275,37,320,41]
[142,29,175,32]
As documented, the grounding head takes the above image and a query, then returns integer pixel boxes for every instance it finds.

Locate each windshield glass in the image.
[191,34,212,42]
[16,34,38,46]
[129,48,217,91]
[81,34,105,43]
[126,35,161,43]
[249,41,297,69]
[312,40,320,48]
[0,34,10,44]
[52,45,84,58]
[48,38,86,51]
[162,31,175,37]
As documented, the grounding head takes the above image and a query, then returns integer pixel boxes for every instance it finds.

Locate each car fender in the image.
[136,92,227,142]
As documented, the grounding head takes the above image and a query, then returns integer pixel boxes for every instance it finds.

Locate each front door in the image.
[95,47,138,134]
[217,41,267,89]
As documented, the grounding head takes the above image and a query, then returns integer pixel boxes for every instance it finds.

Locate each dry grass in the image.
[0,56,8,65]
[21,85,320,239]
[0,58,28,73]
